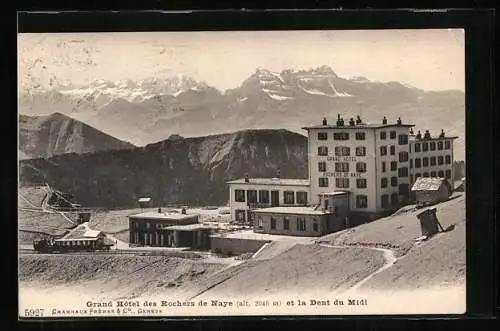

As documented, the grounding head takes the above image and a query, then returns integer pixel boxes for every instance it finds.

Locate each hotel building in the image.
[227,114,457,236]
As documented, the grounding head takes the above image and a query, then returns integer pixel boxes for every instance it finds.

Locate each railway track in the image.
[18,248,204,258]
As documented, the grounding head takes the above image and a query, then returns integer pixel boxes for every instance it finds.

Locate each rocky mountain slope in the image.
[18,66,466,160]
[18,113,135,159]
[19,129,308,208]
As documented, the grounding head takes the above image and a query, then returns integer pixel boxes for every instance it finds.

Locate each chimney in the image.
[416,130,422,139]
[349,117,355,126]
[277,169,281,179]
[382,116,387,125]
[409,127,414,135]
[424,130,431,139]
[397,117,402,125]
[356,115,362,125]
[322,117,327,125]
[336,114,341,126]
[158,207,162,213]
[340,117,345,126]
[439,129,445,138]
[244,174,249,183]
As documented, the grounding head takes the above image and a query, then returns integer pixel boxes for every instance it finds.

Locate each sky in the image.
[18,29,465,92]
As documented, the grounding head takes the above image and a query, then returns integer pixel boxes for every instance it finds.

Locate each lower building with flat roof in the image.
[128,208,200,246]
[249,191,350,236]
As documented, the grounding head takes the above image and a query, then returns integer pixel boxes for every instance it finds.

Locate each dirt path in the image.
[316,243,398,294]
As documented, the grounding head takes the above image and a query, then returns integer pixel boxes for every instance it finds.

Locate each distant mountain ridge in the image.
[19,112,135,159]
[18,65,466,160]
[19,129,308,208]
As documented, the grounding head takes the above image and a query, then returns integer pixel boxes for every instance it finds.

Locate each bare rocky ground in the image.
[18,186,466,305]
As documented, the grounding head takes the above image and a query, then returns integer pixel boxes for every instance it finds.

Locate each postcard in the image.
[18,28,466,318]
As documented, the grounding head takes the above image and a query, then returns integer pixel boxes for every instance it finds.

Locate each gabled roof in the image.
[411,177,449,191]
[83,230,103,238]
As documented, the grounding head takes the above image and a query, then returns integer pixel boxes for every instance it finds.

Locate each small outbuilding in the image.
[411,177,452,205]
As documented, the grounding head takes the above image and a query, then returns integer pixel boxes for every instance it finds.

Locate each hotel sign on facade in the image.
[325,156,362,178]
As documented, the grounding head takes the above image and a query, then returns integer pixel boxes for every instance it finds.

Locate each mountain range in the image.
[18,113,135,159]
[18,66,465,160]
[19,129,308,208]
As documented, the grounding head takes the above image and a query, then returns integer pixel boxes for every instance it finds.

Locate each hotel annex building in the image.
[227,114,457,236]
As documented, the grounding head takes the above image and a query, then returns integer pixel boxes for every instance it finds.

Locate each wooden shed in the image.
[411,177,452,205]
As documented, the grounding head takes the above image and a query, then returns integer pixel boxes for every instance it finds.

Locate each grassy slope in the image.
[195,244,386,299]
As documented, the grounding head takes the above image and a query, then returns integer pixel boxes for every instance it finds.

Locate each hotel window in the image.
[335,146,350,156]
[438,156,444,165]
[391,176,398,187]
[423,157,429,167]
[283,218,290,230]
[398,167,409,178]
[235,189,245,202]
[445,170,452,179]
[410,174,413,183]
[430,141,436,151]
[415,173,421,179]
[399,151,409,162]
[430,156,436,166]
[445,155,451,164]
[355,132,366,140]
[356,195,368,208]
[356,146,366,156]
[431,171,437,177]
[438,170,445,178]
[297,217,306,231]
[134,222,139,229]
[319,177,329,187]
[296,191,308,205]
[409,144,412,153]
[318,161,326,172]
[415,158,421,168]
[258,190,269,204]
[284,191,295,204]
[423,172,429,177]
[382,161,386,172]
[380,131,387,140]
[398,134,409,145]
[236,210,246,223]
[336,178,350,188]
[313,222,319,232]
[318,146,328,156]
[270,217,277,230]
[317,132,328,140]
[414,143,421,152]
[381,194,389,208]
[257,216,263,228]
[146,222,151,230]
[333,132,349,140]
[356,162,367,173]
[335,162,350,172]
[357,178,367,189]
[423,142,429,152]
[390,131,397,139]
[410,159,413,168]
[390,145,395,155]
[445,140,451,149]
[380,146,387,156]
[390,161,397,171]
[247,190,258,204]
[391,193,399,206]
[438,141,444,150]
[381,177,388,188]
